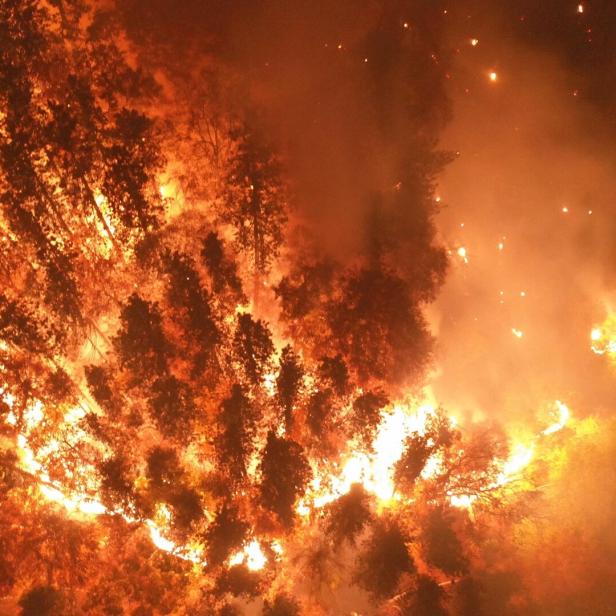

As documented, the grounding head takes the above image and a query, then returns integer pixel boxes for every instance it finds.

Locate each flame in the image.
[6,395,203,564]
[590,315,616,357]
[262,372,277,397]
[451,400,573,510]
[229,539,267,571]
[543,400,570,435]
[497,442,535,484]
[3,375,575,568]
[299,402,436,512]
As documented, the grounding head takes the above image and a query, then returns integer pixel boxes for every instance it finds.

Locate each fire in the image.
[543,400,570,435]
[299,402,437,512]
[451,400,572,510]
[590,315,616,357]
[229,539,268,570]
[497,442,535,484]
[489,71,498,82]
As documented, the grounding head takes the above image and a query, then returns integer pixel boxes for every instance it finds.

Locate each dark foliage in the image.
[19,586,66,616]
[233,314,274,387]
[262,594,301,616]
[216,384,256,484]
[325,483,373,545]
[355,518,415,598]
[215,565,262,598]
[149,374,196,440]
[204,503,249,567]
[114,295,169,381]
[258,431,311,526]
[276,345,304,430]
[421,507,468,576]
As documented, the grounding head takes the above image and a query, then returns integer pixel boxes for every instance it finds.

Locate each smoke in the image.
[428,4,616,613]
[120,0,450,262]
[430,3,616,423]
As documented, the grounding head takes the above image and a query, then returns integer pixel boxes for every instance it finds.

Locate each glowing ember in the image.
[457,246,468,263]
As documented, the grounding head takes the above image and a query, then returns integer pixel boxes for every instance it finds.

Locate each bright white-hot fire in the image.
[298,402,437,511]
[451,400,572,510]
[543,400,570,435]
[229,539,268,570]
[3,373,573,566]
[590,316,616,357]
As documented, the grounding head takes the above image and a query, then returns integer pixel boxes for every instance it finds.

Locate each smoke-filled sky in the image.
[431,0,616,424]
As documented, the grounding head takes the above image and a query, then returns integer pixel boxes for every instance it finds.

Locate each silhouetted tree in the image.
[84,364,118,416]
[421,507,468,576]
[276,345,304,430]
[216,384,256,484]
[167,486,203,533]
[326,483,373,545]
[201,231,245,301]
[98,454,135,512]
[258,431,311,526]
[215,564,262,599]
[149,374,196,440]
[233,314,274,388]
[19,586,66,616]
[263,594,301,616]
[306,390,333,438]
[400,574,448,616]
[164,251,219,373]
[146,446,184,489]
[317,354,350,397]
[222,126,287,301]
[351,390,389,447]
[204,503,249,567]
[452,577,485,616]
[355,518,415,598]
[394,434,433,494]
[114,294,169,382]
[328,266,432,386]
